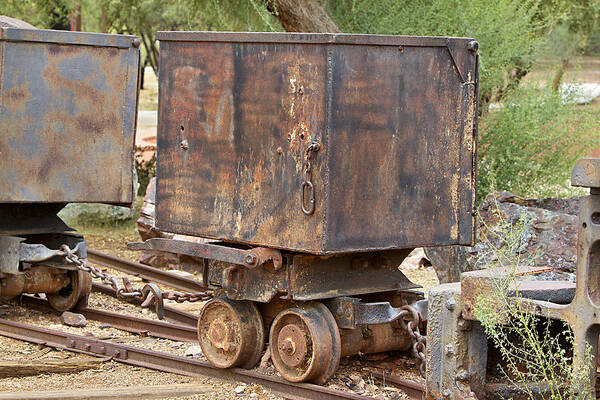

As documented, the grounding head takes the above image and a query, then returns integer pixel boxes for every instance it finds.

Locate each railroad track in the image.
[0,250,426,400]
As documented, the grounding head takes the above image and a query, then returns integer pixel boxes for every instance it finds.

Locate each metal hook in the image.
[140,283,164,320]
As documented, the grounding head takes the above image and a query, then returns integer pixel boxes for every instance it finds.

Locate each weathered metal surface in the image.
[155,32,478,254]
[270,302,341,384]
[571,158,600,188]
[0,235,22,274]
[198,297,265,369]
[0,28,140,206]
[426,283,487,399]
[288,250,418,300]
[0,204,71,235]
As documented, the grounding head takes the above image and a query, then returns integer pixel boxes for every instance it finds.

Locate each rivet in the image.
[398,46,404,52]
[446,299,456,311]
[132,38,141,48]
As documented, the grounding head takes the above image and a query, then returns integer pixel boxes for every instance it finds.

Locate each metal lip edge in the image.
[0,28,138,49]
[152,220,465,255]
[156,31,475,47]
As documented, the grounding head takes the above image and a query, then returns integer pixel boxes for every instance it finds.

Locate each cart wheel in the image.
[198,297,265,369]
[269,302,341,384]
[47,270,92,312]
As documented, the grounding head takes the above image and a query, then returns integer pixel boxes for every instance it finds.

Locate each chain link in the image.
[301,141,321,215]
[397,304,427,377]
[60,245,214,317]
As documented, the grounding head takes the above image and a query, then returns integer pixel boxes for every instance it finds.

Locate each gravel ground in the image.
[0,226,433,399]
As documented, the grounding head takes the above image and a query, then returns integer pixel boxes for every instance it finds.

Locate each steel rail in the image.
[0,317,372,400]
[20,295,198,342]
[91,282,199,327]
[87,249,205,293]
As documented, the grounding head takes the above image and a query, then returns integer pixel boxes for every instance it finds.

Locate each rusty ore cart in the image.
[0,27,140,310]
[130,31,479,384]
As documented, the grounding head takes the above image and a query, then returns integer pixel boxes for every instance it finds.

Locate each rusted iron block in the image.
[427,283,487,399]
[460,266,552,320]
[571,158,600,189]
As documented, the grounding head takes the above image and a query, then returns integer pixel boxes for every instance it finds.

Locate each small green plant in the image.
[473,204,594,399]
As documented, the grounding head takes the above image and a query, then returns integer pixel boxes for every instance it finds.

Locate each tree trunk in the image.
[552,58,570,92]
[266,0,339,33]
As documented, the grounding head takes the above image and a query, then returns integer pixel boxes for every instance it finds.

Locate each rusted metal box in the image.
[156,32,478,254]
[0,28,140,206]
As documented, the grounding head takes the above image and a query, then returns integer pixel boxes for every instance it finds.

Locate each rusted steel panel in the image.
[156,32,478,254]
[0,28,140,206]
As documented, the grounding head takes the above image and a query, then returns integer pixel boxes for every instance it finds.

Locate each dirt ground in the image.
[0,225,435,399]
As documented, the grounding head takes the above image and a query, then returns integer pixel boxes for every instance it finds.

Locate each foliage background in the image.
[1,0,598,201]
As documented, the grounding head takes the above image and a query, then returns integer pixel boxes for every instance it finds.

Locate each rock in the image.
[425,192,580,283]
[184,345,203,357]
[234,385,246,394]
[399,248,431,270]
[249,393,258,398]
[60,311,87,327]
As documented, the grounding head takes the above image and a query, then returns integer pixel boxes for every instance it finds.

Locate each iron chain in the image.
[60,245,214,317]
[397,304,427,377]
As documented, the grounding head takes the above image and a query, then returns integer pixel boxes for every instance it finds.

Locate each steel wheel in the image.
[47,270,92,312]
[269,302,341,384]
[198,297,265,369]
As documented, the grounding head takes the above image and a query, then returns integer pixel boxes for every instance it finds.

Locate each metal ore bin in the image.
[0,28,140,206]
[156,32,478,254]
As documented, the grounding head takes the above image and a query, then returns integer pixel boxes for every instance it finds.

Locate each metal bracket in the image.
[325,296,428,329]
[128,238,282,270]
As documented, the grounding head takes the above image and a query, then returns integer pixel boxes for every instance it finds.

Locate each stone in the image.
[60,311,87,327]
[425,192,580,283]
[184,345,203,357]
[234,385,246,394]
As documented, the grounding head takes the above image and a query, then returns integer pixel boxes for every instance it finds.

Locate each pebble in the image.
[249,394,258,398]
[234,385,246,394]
[60,311,88,327]
[184,345,203,357]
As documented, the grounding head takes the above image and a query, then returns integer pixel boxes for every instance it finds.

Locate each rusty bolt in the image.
[244,254,258,265]
[179,139,189,151]
[113,349,121,358]
[132,38,141,48]
[467,40,479,52]
[445,344,455,356]
[446,298,456,311]
[279,339,294,355]
[398,46,404,52]
[443,389,452,398]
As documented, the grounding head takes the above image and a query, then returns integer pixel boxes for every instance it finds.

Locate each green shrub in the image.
[477,85,598,201]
